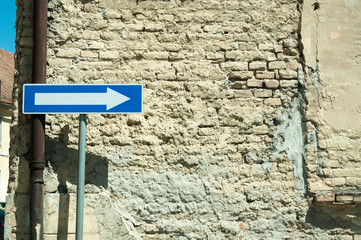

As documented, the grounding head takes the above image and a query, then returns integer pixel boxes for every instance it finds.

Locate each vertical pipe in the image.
[31,0,47,239]
[76,114,86,240]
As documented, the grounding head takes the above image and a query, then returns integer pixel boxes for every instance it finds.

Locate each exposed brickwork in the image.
[0,49,14,105]
[8,0,361,239]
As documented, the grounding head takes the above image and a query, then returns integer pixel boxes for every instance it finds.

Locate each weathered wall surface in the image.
[0,112,11,203]
[302,0,361,192]
[7,0,361,239]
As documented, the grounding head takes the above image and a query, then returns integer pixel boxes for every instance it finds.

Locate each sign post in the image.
[76,114,86,240]
[23,84,143,240]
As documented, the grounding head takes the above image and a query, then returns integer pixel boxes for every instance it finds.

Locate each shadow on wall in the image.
[12,133,109,238]
[45,135,109,192]
[306,203,361,233]
[45,135,109,239]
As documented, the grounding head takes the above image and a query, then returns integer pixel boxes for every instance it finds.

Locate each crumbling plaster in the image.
[6,0,361,239]
[301,0,361,192]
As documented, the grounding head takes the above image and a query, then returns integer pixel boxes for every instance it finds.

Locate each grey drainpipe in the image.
[30,0,47,239]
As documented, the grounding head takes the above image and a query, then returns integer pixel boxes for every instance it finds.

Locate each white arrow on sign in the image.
[35,87,130,110]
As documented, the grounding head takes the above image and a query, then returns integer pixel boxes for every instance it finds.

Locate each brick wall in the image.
[7,0,361,239]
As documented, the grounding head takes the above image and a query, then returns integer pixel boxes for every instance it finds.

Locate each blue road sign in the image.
[23,84,143,114]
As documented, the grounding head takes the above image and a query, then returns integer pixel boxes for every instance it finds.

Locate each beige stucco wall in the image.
[7,0,361,239]
[302,0,361,192]
[0,108,11,203]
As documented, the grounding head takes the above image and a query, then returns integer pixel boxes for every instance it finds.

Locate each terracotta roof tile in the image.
[0,49,14,106]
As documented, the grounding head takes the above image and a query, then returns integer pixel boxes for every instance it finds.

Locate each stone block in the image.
[169,53,186,61]
[265,52,277,61]
[234,90,253,98]
[80,51,98,58]
[346,177,361,185]
[104,10,121,19]
[143,51,169,60]
[253,125,269,134]
[249,61,266,70]
[19,37,33,47]
[56,49,79,58]
[258,43,274,51]
[333,169,361,177]
[274,45,283,53]
[101,31,120,40]
[288,60,300,71]
[222,90,234,98]
[264,79,279,88]
[231,81,247,89]
[307,164,317,173]
[279,69,298,79]
[256,71,275,79]
[99,51,120,60]
[82,31,100,40]
[309,181,332,192]
[239,42,257,50]
[254,89,272,98]
[268,61,287,70]
[340,235,353,240]
[88,41,105,49]
[159,14,175,21]
[247,79,263,88]
[354,195,361,203]
[206,52,224,60]
[157,72,176,80]
[283,48,298,56]
[127,24,144,31]
[314,193,335,202]
[77,61,113,70]
[48,58,73,68]
[144,24,164,32]
[104,41,127,50]
[322,160,340,168]
[264,98,282,106]
[157,33,178,42]
[280,80,298,88]
[331,178,346,186]
[336,195,353,203]
[229,71,253,80]
[164,44,182,52]
[225,51,241,60]
[220,62,248,71]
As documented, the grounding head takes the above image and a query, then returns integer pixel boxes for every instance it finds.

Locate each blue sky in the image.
[0,0,16,53]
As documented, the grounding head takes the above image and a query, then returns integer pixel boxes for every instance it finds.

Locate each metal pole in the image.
[76,114,86,240]
[30,0,48,239]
